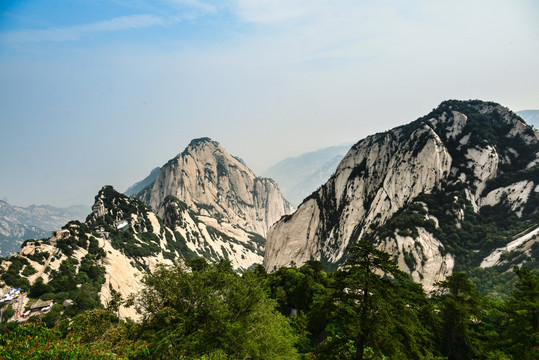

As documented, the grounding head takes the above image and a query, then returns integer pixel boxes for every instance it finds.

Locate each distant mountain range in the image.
[124,167,160,197]
[0,138,293,319]
[517,110,539,129]
[263,144,352,206]
[0,99,536,324]
[0,201,88,256]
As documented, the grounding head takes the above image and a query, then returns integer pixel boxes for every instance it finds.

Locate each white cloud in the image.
[0,14,164,43]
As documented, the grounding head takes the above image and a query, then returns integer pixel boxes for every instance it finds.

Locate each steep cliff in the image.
[139,138,293,236]
[265,100,539,290]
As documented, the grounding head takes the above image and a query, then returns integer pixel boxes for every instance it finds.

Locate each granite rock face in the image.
[0,182,282,321]
[139,138,293,237]
[265,100,539,291]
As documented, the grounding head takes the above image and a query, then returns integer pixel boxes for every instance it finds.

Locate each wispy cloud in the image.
[167,0,217,14]
[0,14,164,44]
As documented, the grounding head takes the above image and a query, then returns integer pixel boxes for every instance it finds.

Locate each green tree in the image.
[264,260,331,357]
[29,278,54,298]
[136,259,298,359]
[495,266,539,359]
[0,305,15,323]
[320,240,437,360]
[0,322,136,359]
[70,308,149,357]
[432,272,483,360]
[106,290,124,317]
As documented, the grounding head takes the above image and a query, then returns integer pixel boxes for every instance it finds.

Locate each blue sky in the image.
[1,0,538,208]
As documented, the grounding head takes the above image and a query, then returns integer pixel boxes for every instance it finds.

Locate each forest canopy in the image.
[0,243,537,360]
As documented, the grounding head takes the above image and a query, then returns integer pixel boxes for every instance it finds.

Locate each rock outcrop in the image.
[265,100,539,291]
[139,138,293,237]
[0,138,294,321]
[0,182,280,321]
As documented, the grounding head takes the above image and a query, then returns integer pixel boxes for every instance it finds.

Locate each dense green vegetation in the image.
[135,259,298,359]
[1,243,536,359]
[0,321,146,359]
[0,256,31,290]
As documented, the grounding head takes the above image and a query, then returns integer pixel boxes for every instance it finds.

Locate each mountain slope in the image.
[0,137,293,321]
[139,138,293,236]
[264,100,539,290]
[124,167,160,197]
[0,184,272,321]
[264,144,352,206]
[0,201,88,256]
[517,109,539,129]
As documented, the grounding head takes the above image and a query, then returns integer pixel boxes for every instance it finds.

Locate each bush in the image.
[1,305,15,323]
[29,278,54,298]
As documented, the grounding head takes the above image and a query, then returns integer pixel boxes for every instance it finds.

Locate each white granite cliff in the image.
[140,138,293,237]
[264,101,539,291]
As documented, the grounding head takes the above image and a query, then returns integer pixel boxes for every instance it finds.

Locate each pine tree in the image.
[500,266,538,359]
[432,272,483,360]
[320,240,437,360]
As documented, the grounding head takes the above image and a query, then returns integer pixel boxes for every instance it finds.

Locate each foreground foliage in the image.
[0,322,136,359]
[0,244,537,360]
[135,259,298,359]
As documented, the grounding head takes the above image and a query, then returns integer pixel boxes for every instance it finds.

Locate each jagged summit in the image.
[185,137,218,149]
[264,100,539,290]
[138,138,293,236]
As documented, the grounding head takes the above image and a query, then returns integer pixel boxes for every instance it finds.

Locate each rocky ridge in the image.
[264,100,539,291]
[0,138,293,320]
[138,138,293,236]
[0,184,271,320]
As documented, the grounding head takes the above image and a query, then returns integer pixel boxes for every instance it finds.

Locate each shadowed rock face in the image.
[264,100,539,291]
[139,138,293,237]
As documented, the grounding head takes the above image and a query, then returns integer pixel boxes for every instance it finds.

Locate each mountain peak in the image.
[138,138,294,236]
[185,137,219,151]
[264,100,538,291]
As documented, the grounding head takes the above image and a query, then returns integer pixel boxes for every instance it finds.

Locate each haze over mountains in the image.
[0,100,536,317]
[263,144,352,207]
[518,110,539,129]
[0,201,88,256]
[124,167,160,198]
